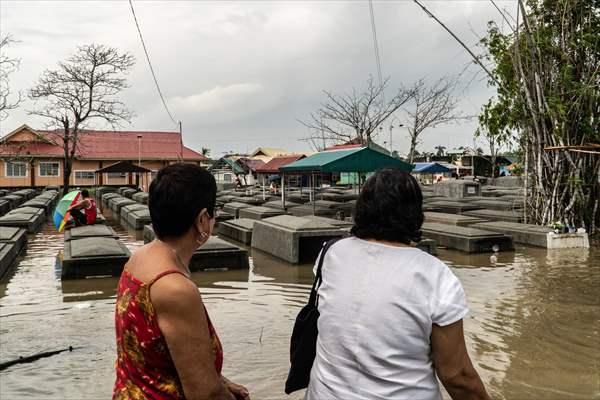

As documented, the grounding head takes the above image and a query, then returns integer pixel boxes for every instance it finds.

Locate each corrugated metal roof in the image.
[413,162,452,173]
[255,155,306,174]
[0,127,207,161]
[280,147,413,173]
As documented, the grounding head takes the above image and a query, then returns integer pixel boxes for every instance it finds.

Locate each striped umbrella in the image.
[53,191,81,232]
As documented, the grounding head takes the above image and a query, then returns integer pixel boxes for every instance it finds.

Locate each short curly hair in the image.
[351,168,423,244]
[149,163,216,240]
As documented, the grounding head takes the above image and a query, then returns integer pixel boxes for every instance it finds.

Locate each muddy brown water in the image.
[0,211,598,400]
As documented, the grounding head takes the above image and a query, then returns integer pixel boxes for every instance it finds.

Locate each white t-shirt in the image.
[306,237,469,400]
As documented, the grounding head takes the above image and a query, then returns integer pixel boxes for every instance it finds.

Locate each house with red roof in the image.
[0,124,208,188]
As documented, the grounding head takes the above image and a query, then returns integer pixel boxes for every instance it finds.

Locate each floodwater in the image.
[0,211,598,400]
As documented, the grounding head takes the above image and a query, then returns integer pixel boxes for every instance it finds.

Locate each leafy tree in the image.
[479,0,600,231]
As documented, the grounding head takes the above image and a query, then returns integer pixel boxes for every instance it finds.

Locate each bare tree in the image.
[28,44,135,193]
[299,77,415,148]
[403,77,466,164]
[0,34,22,120]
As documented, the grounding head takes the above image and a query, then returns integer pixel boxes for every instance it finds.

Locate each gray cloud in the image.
[1,0,513,157]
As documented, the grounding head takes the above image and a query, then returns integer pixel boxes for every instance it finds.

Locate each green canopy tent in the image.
[279,147,413,210]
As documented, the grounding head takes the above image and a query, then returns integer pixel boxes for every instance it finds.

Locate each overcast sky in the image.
[1,1,516,158]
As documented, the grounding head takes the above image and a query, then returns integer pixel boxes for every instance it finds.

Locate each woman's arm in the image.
[151,274,234,400]
[431,320,490,400]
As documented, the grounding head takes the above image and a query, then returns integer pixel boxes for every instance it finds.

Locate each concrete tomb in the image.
[12,189,36,200]
[125,207,152,230]
[0,200,11,217]
[62,237,131,279]
[251,215,345,264]
[217,218,256,244]
[230,196,265,206]
[109,197,138,214]
[424,201,485,215]
[262,200,302,210]
[471,199,523,212]
[22,197,54,214]
[238,206,285,221]
[120,203,148,220]
[222,202,252,218]
[132,192,149,204]
[302,215,354,230]
[96,187,117,199]
[433,180,481,199]
[462,209,524,223]
[64,225,118,241]
[421,222,513,253]
[121,188,138,199]
[0,226,27,257]
[0,207,46,233]
[416,239,438,256]
[117,187,132,195]
[0,243,19,280]
[424,212,486,226]
[143,225,248,270]
[101,192,121,207]
[1,194,25,208]
[470,221,589,248]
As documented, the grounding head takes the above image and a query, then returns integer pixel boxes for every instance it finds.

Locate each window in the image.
[107,172,127,179]
[39,162,60,177]
[5,162,27,178]
[223,173,232,182]
[75,171,95,180]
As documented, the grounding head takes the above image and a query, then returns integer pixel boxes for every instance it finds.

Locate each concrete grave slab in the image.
[125,208,152,230]
[120,203,148,220]
[471,199,523,211]
[230,196,265,206]
[22,198,54,214]
[122,188,138,199]
[142,225,248,270]
[421,222,513,253]
[0,226,27,256]
[62,237,131,279]
[424,212,486,226]
[0,243,19,280]
[132,192,149,204]
[12,189,36,200]
[64,225,118,241]
[238,206,285,221]
[0,200,11,217]
[102,192,121,207]
[262,200,302,210]
[469,221,586,248]
[223,202,252,218]
[1,194,25,208]
[462,209,524,223]
[109,198,137,214]
[117,187,132,195]
[424,201,485,215]
[251,215,345,264]
[217,218,256,244]
[0,208,45,233]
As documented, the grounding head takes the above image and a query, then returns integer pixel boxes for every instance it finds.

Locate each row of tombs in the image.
[0,180,590,281]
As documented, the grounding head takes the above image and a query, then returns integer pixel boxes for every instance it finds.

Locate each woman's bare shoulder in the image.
[125,242,177,284]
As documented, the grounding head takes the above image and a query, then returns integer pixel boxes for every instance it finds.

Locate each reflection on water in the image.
[0,213,599,400]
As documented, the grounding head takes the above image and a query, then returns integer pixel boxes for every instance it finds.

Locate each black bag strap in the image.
[308,238,340,307]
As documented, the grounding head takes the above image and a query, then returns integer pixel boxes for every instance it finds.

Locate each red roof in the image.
[255,155,306,174]
[324,143,362,151]
[1,128,207,161]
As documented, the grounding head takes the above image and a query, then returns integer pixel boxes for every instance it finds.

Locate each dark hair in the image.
[149,163,216,240]
[351,168,423,244]
[81,189,90,198]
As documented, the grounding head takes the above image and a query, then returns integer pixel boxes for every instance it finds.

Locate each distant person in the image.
[436,175,443,183]
[113,163,250,400]
[234,175,242,189]
[305,169,490,400]
[68,189,97,226]
[269,181,277,194]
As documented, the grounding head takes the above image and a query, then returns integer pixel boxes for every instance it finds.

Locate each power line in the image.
[128,0,179,127]
[368,0,384,106]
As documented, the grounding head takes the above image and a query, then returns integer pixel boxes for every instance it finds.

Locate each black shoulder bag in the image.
[285,238,340,395]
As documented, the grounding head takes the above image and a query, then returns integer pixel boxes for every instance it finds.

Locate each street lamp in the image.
[390,123,403,156]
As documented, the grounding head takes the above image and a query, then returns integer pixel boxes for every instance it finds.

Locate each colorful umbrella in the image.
[53,191,81,232]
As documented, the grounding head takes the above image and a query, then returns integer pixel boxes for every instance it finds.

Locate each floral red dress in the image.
[113,269,223,399]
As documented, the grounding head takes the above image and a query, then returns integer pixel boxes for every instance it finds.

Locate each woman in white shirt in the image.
[306,169,489,400]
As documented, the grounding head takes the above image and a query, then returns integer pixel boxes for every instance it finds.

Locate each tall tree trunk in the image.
[408,135,418,164]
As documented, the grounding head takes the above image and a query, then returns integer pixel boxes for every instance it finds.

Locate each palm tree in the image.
[434,145,446,157]
[201,147,211,157]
